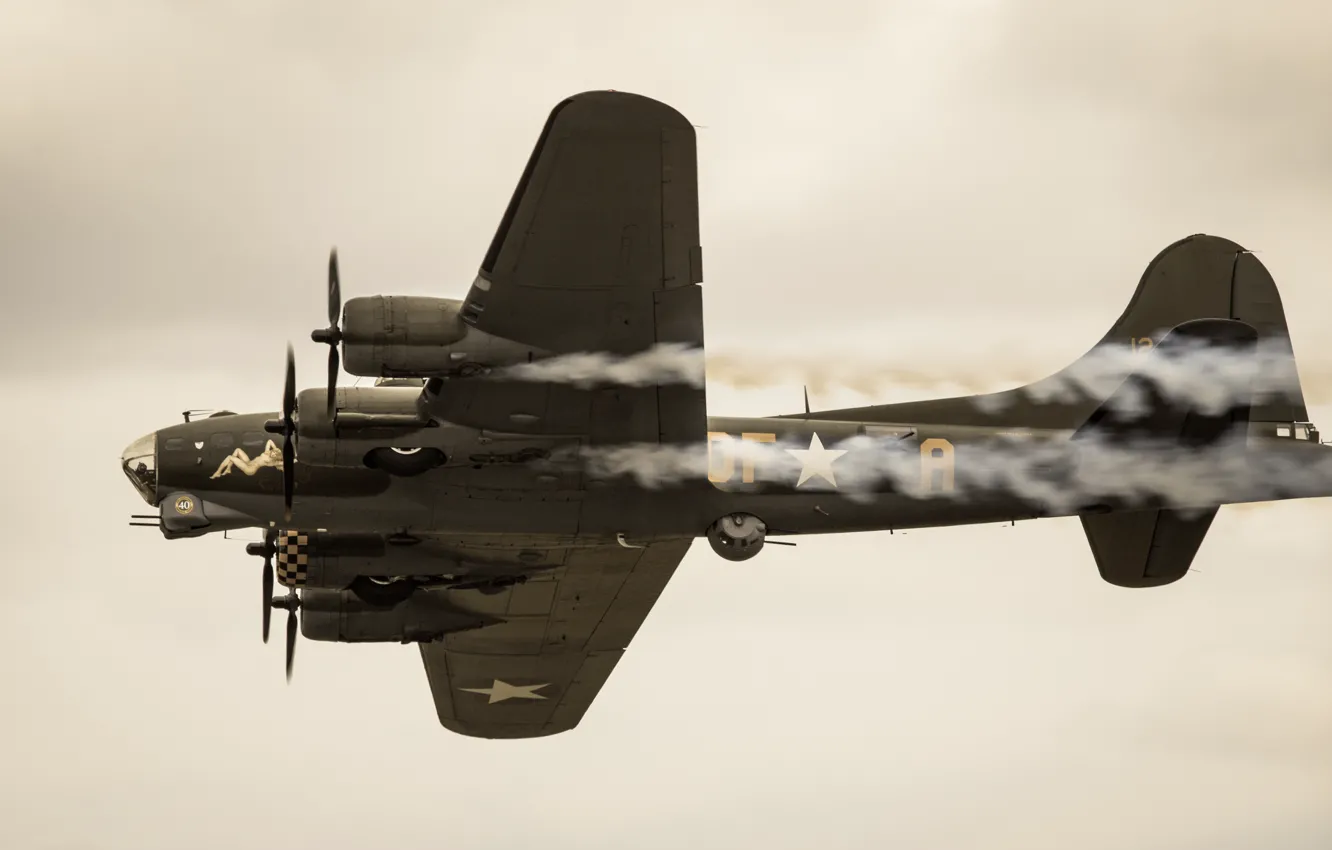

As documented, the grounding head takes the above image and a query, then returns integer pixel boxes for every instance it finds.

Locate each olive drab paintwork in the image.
[120,91,1330,739]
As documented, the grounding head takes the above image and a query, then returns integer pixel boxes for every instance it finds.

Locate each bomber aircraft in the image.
[122,90,1328,739]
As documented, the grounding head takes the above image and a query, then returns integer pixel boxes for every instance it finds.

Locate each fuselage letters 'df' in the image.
[120,90,1327,739]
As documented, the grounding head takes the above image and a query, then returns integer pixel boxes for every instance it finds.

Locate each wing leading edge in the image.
[467,90,702,352]
[425,90,707,446]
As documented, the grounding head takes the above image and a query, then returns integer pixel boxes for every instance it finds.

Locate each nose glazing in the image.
[121,432,158,505]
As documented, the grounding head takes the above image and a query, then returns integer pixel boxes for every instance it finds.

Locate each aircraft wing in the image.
[419,537,692,738]
[427,90,706,446]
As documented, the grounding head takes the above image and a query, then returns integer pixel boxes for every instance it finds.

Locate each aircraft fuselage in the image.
[125,407,1332,547]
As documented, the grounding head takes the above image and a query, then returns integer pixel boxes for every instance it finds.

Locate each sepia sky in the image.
[2,2,1330,848]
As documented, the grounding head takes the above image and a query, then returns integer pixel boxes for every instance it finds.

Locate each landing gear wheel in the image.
[348,575,417,608]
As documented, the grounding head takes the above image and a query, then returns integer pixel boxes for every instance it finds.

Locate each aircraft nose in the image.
[121,432,158,505]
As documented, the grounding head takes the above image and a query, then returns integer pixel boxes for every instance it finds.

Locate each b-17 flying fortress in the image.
[122,91,1328,739]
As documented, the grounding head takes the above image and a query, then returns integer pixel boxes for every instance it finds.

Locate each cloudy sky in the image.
[3,1,1330,848]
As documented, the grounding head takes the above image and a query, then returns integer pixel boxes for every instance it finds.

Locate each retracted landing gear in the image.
[348,575,417,608]
[364,446,447,477]
[346,573,530,607]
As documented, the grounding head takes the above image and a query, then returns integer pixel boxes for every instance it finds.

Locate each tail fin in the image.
[1085,233,1306,426]
[806,233,1309,430]
[1073,317,1258,446]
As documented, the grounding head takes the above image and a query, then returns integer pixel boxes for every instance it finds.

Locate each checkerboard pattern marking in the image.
[275,530,309,587]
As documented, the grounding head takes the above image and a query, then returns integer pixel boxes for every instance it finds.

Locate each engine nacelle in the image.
[290,386,455,479]
[292,384,428,449]
[341,295,548,378]
[300,588,497,643]
[707,513,767,561]
[275,531,465,589]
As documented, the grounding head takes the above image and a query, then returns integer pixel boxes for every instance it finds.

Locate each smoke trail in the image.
[574,431,1332,515]
[493,337,1305,418]
[981,334,1301,417]
[498,342,705,388]
[704,349,1017,396]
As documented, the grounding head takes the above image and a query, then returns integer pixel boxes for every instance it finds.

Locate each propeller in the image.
[245,529,278,643]
[248,528,301,680]
[270,589,302,681]
[310,248,343,421]
[264,344,298,522]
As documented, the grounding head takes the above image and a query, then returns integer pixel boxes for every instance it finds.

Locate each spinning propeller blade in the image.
[262,559,273,642]
[285,604,298,681]
[281,343,296,522]
[311,248,343,421]
[327,248,341,328]
[253,247,346,677]
[263,344,298,521]
[269,589,302,682]
[247,528,278,644]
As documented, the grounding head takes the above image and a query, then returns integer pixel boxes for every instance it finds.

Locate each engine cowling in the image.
[300,588,497,643]
[341,295,548,378]
[291,384,428,450]
[707,513,767,561]
[273,531,466,590]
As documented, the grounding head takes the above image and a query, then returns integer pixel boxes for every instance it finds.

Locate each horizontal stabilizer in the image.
[1081,507,1217,588]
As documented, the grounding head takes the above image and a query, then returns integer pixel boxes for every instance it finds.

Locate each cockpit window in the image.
[242,431,267,447]
[164,437,185,451]
[121,432,157,505]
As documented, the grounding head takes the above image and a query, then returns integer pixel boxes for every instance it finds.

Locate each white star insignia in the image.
[458,679,550,704]
[785,432,848,487]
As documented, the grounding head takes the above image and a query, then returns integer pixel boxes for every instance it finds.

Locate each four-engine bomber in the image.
[121,90,1328,739]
